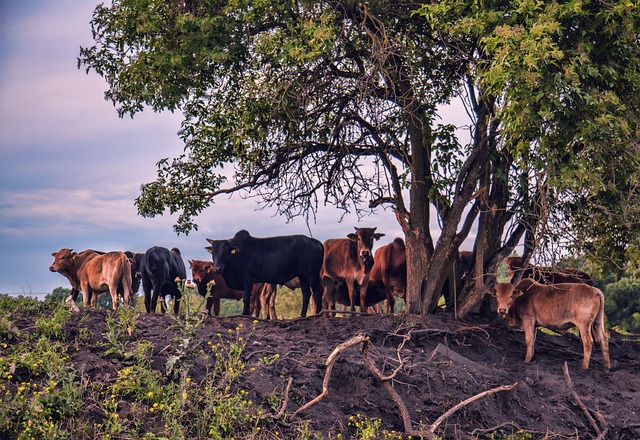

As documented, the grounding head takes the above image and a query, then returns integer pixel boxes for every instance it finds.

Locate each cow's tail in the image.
[121,256,133,308]
[591,288,606,344]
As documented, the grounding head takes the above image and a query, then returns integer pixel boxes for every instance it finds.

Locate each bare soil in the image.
[19,309,640,438]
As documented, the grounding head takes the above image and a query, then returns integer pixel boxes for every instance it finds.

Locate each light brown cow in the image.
[493,279,610,370]
[321,227,385,313]
[369,237,406,314]
[504,256,594,285]
[189,260,262,317]
[49,248,132,310]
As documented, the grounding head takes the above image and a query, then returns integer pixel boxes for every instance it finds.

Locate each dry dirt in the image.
[19,309,640,439]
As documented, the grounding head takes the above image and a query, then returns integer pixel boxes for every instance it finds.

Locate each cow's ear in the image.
[71,252,78,260]
[205,246,212,254]
[188,260,193,268]
[230,246,240,254]
[374,233,385,240]
[347,233,358,241]
[513,289,524,298]
[51,252,56,257]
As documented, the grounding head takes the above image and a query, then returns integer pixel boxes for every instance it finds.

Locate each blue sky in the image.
[0,1,471,294]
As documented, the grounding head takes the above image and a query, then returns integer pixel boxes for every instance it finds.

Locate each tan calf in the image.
[50,248,132,310]
[493,279,610,371]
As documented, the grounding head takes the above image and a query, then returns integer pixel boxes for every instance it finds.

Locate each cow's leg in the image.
[90,291,99,308]
[310,277,323,315]
[321,278,336,317]
[385,286,395,314]
[67,288,81,312]
[522,318,536,363]
[241,283,253,316]
[359,280,369,313]
[109,285,119,311]
[151,282,161,313]
[259,284,277,320]
[172,289,182,314]
[80,282,91,309]
[345,279,358,312]
[208,295,216,316]
[143,278,153,313]
[577,322,594,369]
[299,280,313,318]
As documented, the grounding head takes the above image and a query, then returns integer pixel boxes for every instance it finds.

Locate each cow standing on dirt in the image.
[49,248,133,310]
[492,279,610,371]
[368,237,406,314]
[189,259,263,317]
[205,230,324,317]
[62,250,144,311]
[140,246,186,314]
[321,227,385,313]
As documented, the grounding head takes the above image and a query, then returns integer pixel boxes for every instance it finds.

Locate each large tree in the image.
[80,0,640,315]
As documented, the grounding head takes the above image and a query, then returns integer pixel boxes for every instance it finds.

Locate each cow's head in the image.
[504,256,524,280]
[491,283,523,317]
[347,227,385,269]
[189,259,215,285]
[205,239,239,273]
[49,248,76,273]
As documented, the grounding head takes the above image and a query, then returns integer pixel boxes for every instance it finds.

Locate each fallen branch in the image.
[292,334,368,418]
[258,377,293,420]
[562,361,602,436]
[361,339,426,438]
[470,422,522,436]
[428,382,518,434]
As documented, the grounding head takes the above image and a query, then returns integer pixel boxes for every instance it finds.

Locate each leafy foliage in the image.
[605,277,640,333]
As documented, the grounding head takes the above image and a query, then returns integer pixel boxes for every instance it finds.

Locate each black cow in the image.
[140,246,187,313]
[124,251,145,294]
[205,230,324,317]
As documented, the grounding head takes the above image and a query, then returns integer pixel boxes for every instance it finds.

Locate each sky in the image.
[0,0,470,295]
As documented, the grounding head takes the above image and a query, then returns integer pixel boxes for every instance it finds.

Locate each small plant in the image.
[0,314,20,343]
[103,307,137,362]
[258,353,280,366]
[34,304,71,340]
[348,414,383,440]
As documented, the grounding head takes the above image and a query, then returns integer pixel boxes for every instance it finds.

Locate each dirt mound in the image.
[51,309,640,439]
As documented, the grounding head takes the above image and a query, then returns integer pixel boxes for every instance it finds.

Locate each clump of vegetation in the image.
[605,277,640,334]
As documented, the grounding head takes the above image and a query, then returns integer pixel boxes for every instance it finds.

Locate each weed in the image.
[34,303,71,340]
[0,313,20,343]
[259,353,280,366]
[103,307,137,362]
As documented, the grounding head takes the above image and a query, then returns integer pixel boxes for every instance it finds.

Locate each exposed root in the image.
[562,361,605,436]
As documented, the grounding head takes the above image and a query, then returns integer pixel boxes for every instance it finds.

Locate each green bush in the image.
[605,277,640,333]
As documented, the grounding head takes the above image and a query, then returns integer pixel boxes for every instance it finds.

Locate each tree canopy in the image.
[80,0,640,315]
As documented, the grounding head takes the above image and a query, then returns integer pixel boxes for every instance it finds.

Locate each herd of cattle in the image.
[49,227,610,370]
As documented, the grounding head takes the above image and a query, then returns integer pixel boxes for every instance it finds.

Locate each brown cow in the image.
[321,227,385,313]
[493,279,610,370]
[189,260,262,317]
[504,256,594,285]
[369,237,406,314]
[49,248,132,310]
